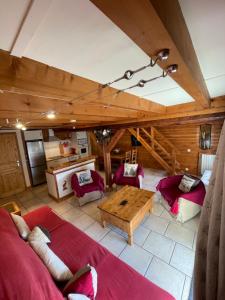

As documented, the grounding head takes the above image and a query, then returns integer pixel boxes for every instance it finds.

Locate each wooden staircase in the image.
[128,127,181,174]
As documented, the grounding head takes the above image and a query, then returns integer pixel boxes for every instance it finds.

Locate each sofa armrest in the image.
[156,175,183,190]
[138,175,143,189]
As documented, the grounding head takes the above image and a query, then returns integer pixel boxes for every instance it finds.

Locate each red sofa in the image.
[0,206,175,300]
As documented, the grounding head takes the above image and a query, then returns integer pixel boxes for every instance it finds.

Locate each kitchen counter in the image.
[46,155,96,174]
[46,153,78,162]
[45,156,96,200]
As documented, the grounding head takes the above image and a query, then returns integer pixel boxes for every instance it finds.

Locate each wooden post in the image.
[103,129,126,189]
[103,142,112,190]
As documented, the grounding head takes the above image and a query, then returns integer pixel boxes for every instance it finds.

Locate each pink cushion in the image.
[63,265,97,300]
[0,208,64,300]
[25,206,175,300]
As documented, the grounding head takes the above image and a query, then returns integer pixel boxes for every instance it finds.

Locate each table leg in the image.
[128,233,133,245]
[101,216,106,228]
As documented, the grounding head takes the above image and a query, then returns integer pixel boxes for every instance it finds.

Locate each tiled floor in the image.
[3,168,199,300]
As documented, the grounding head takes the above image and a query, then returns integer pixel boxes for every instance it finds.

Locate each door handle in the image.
[16,160,20,167]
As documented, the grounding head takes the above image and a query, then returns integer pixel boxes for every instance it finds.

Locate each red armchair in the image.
[156,175,206,222]
[71,170,105,206]
[112,164,144,188]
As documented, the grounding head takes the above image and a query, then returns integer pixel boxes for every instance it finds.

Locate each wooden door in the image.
[0,133,25,198]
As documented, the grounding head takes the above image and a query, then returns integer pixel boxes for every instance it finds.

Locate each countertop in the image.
[46,153,78,162]
[46,155,96,174]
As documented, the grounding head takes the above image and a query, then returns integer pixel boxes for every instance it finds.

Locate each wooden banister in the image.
[152,127,180,154]
[141,128,171,159]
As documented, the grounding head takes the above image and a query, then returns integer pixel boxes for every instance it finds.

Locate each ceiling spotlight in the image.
[70,119,76,123]
[164,64,178,76]
[15,121,23,129]
[46,111,56,119]
[137,80,146,88]
[21,126,27,131]
[72,126,76,129]
[158,49,170,61]
[150,49,170,66]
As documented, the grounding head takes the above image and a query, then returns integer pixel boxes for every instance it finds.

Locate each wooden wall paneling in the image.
[92,122,223,176]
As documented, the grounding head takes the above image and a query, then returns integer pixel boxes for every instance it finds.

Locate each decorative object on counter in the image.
[71,170,104,206]
[94,129,112,144]
[199,124,211,150]
[59,141,71,155]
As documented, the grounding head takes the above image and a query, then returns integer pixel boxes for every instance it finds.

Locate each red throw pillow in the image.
[63,265,97,300]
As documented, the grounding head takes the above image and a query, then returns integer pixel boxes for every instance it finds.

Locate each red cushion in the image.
[0,208,64,300]
[63,266,96,300]
[25,206,175,300]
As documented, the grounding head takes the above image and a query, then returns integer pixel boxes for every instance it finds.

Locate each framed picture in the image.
[200,124,211,150]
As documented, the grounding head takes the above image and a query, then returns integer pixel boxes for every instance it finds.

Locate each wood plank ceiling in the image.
[0,0,224,130]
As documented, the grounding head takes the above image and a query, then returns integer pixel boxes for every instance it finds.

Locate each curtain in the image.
[194,121,225,299]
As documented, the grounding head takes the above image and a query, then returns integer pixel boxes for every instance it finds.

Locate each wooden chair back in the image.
[131,148,138,164]
[124,150,131,163]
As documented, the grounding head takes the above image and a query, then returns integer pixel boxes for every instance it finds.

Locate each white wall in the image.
[0,129,31,187]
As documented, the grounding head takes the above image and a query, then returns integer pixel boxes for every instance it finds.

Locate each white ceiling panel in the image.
[179,0,225,98]
[22,0,192,106]
[143,87,194,106]
[0,0,31,51]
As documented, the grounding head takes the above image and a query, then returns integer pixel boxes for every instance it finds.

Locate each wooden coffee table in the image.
[98,185,154,245]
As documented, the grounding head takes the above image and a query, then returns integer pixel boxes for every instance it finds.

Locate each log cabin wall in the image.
[90,122,223,175]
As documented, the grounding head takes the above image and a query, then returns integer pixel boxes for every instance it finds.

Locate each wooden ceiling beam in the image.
[91,0,210,108]
[0,50,166,114]
[0,92,151,120]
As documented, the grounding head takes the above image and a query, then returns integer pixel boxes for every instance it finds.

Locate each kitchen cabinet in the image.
[54,130,72,140]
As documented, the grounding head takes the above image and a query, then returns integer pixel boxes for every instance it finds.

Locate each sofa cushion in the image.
[0,209,64,300]
[10,213,31,239]
[28,226,51,243]
[30,240,73,281]
[76,170,93,186]
[68,294,90,300]
[63,265,97,300]
[123,163,138,177]
[178,174,200,193]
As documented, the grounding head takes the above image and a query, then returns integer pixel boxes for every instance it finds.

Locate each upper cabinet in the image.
[53,130,72,140]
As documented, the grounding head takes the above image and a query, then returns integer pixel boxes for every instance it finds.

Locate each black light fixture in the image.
[102,49,170,88]
[94,129,112,144]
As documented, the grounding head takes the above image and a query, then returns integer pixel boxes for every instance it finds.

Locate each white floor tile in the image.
[119,244,153,275]
[100,231,127,256]
[170,244,195,277]
[143,214,169,234]
[52,202,73,215]
[80,201,99,216]
[182,276,192,300]
[133,225,150,246]
[143,231,175,263]
[71,213,95,231]
[160,209,177,222]
[182,215,200,232]
[85,221,110,241]
[145,257,185,300]
[152,202,164,216]
[61,207,83,222]
[165,223,195,249]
